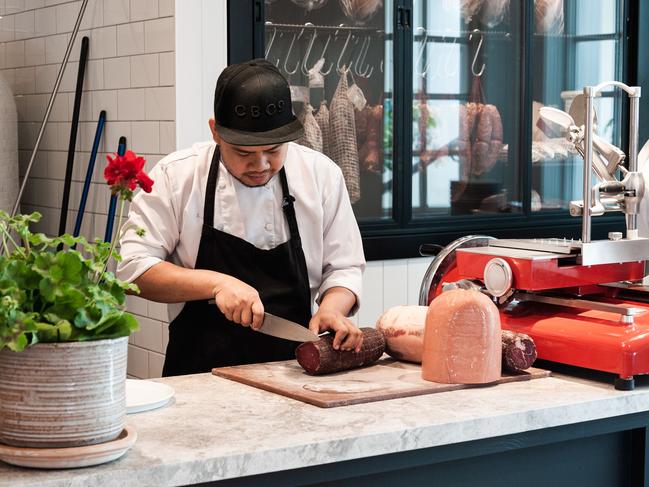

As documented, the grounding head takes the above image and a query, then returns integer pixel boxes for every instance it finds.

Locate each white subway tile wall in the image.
[1,0,174,379]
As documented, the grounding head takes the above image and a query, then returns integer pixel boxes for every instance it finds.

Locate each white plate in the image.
[126,379,175,414]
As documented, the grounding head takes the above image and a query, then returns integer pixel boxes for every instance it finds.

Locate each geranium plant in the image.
[0,150,153,352]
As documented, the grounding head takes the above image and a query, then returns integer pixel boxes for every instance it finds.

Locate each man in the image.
[117,59,365,376]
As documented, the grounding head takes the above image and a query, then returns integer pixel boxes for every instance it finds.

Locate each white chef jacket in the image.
[116,141,365,321]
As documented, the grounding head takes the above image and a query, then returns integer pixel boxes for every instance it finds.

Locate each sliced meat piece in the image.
[422,289,501,384]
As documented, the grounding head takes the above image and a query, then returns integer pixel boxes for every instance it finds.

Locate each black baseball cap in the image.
[213,59,304,146]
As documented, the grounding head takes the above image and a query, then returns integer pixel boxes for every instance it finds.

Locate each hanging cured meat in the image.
[535,0,564,35]
[297,103,323,152]
[339,0,383,25]
[315,101,331,158]
[480,0,510,28]
[330,69,361,203]
[460,0,485,24]
[290,0,329,11]
[358,104,382,172]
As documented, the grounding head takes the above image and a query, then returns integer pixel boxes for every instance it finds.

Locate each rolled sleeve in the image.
[116,164,180,284]
[316,169,366,315]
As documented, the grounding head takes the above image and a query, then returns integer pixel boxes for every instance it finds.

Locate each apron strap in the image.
[279,167,302,246]
[203,145,221,227]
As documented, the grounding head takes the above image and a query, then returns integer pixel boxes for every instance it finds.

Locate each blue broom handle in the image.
[73,110,106,238]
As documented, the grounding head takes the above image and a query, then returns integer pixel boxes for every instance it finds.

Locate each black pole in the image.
[59,36,89,237]
[104,136,127,243]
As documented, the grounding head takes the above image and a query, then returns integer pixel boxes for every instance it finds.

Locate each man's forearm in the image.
[133,261,225,303]
[318,287,357,317]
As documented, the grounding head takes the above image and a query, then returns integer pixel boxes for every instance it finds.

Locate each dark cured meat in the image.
[501,330,537,372]
[296,327,386,375]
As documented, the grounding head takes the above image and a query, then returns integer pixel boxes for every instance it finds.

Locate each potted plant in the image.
[0,150,153,448]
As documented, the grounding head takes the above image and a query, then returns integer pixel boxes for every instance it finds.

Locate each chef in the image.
[117,59,365,376]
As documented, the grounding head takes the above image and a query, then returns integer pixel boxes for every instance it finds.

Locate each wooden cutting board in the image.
[212,357,551,408]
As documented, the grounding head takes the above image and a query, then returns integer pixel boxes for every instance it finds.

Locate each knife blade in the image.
[257,313,320,342]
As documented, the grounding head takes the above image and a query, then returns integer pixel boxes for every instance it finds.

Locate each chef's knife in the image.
[257,313,320,342]
[207,299,319,342]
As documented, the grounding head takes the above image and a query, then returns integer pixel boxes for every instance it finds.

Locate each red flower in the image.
[104,150,154,199]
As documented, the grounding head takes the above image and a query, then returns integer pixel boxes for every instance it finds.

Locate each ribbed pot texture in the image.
[0,336,128,448]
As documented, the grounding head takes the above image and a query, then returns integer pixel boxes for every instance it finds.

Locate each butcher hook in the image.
[469,29,485,77]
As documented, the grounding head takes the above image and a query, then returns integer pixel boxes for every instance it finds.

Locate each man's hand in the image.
[309,309,363,352]
[213,276,264,329]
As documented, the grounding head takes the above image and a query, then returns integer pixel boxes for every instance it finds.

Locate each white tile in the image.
[25,0,45,9]
[130,121,159,153]
[133,316,163,353]
[67,90,94,123]
[159,121,174,154]
[35,64,57,93]
[5,0,24,14]
[407,257,433,306]
[117,21,144,56]
[56,120,71,151]
[45,32,71,64]
[14,10,34,40]
[383,259,409,311]
[48,91,69,121]
[25,93,45,121]
[103,0,129,25]
[80,0,103,30]
[46,150,67,179]
[82,59,104,91]
[0,44,6,69]
[24,37,44,66]
[18,122,38,151]
[162,323,168,351]
[144,17,172,53]
[45,0,71,5]
[88,26,117,59]
[6,41,25,68]
[0,14,15,42]
[92,89,117,120]
[130,0,157,21]
[56,1,78,33]
[117,87,144,120]
[158,0,172,16]
[15,95,28,121]
[104,56,130,89]
[358,261,383,327]
[34,5,57,36]
[13,66,34,94]
[127,344,148,378]
[102,120,130,154]
[126,294,148,315]
[19,149,47,178]
[148,351,165,378]
[147,300,168,321]
[158,51,173,86]
[130,53,157,87]
[144,86,173,120]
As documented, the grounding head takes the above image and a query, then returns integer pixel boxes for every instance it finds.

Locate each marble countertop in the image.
[3,366,649,487]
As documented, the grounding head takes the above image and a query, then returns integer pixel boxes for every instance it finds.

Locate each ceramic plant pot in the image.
[0,336,128,448]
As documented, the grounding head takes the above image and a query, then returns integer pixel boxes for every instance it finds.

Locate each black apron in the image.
[162,146,312,377]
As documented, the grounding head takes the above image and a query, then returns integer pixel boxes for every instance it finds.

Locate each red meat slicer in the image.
[419,81,649,390]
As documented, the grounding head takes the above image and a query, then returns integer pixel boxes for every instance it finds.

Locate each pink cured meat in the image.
[422,289,501,384]
[375,306,428,363]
